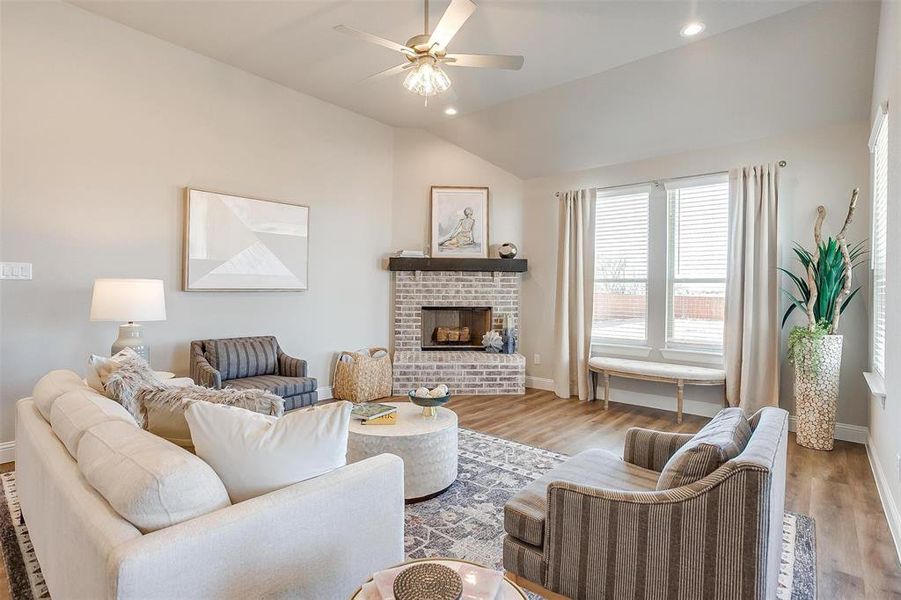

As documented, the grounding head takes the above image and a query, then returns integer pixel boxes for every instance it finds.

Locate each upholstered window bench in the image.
[588,356,726,423]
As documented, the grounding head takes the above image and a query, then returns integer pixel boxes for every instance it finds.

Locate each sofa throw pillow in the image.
[32,369,88,422]
[77,420,231,533]
[207,338,278,381]
[85,347,142,395]
[657,407,752,490]
[139,385,284,450]
[101,352,165,426]
[186,401,352,503]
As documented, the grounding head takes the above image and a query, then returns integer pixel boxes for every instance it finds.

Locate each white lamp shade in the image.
[90,279,167,322]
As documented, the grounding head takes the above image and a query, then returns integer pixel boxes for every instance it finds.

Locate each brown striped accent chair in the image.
[503,407,788,600]
[190,336,317,411]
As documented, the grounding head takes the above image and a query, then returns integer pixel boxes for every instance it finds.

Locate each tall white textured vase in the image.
[794,335,843,451]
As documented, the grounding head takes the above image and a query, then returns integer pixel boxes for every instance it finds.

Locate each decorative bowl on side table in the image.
[408,391,451,417]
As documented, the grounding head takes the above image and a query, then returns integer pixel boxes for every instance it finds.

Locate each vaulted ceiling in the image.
[69,0,879,178]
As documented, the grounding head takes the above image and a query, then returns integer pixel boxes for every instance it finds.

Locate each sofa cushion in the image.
[139,384,284,450]
[206,337,278,381]
[504,448,658,547]
[77,420,231,533]
[657,407,752,490]
[186,401,352,503]
[32,370,88,421]
[50,388,138,457]
[226,375,317,398]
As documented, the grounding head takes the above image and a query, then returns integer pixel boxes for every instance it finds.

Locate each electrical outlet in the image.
[533,354,541,365]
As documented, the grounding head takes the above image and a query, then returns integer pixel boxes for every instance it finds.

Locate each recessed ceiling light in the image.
[680,21,706,37]
[444,107,458,116]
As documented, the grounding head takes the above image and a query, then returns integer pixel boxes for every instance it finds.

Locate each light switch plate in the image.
[0,262,33,280]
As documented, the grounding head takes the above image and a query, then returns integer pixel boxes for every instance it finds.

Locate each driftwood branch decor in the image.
[830,188,858,333]
[800,188,859,334]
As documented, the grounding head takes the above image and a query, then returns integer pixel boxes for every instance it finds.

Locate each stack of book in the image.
[351,402,397,425]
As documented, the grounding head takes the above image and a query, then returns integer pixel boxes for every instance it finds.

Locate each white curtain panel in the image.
[724,165,780,411]
[552,189,597,400]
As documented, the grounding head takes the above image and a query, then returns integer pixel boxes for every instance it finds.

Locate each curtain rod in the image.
[554,160,787,197]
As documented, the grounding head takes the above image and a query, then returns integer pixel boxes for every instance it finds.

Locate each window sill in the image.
[591,343,653,359]
[660,348,723,366]
[864,371,886,399]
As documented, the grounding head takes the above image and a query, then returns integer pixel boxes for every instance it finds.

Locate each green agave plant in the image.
[779,237,867,331]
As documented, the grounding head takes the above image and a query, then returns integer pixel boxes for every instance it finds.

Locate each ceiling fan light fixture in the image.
[403,58,451,97]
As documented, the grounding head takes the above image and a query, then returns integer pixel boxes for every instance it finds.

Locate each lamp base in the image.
[111,323,150,362]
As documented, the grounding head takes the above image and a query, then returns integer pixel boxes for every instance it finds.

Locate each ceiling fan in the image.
[334,0,524,102]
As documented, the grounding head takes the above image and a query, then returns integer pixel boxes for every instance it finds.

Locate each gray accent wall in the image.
[0,1,395,443]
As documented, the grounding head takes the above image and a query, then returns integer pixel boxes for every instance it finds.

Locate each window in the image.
[871,111,888,377]
[666,176,729,350]
[592,187,650,343]
[592,174,729,359]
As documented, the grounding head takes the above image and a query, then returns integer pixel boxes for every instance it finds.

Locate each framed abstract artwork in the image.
[430,186,489,258]
[183,188,309,291]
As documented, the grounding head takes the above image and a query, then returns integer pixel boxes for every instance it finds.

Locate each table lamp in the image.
[90,278,167,362]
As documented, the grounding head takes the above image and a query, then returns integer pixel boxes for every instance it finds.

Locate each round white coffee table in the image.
[347,401,458,503]
[350,558,527,600]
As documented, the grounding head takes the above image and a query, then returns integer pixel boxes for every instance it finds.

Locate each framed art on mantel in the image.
[183,188,309,291]
[430,186,489,258]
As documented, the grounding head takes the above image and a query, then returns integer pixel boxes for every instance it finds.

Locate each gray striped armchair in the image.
[503,407,788,600]
[190,336,317,411]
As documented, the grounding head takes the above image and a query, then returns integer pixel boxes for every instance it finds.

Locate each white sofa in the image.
[16,370,405,600]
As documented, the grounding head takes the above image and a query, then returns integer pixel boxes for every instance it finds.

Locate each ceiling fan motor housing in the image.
[405,34,447,59]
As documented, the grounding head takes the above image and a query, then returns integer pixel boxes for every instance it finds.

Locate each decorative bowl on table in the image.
[408,386,451,417]
[393,562,463,600]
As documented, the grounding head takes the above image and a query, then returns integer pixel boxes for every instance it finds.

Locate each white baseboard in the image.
[317,385,333,401]
[866,435,901,565]
[787,415,869,444]
[524,376,554,391]
[0,441,15,464]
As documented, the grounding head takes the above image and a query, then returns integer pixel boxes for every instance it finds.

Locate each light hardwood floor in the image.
[2,390,900,599]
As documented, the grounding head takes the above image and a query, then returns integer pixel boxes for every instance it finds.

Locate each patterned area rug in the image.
[1,429,815,599]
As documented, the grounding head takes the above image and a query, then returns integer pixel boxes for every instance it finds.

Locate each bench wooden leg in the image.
[676,379,684,424]
[603,372,610,411]
[589,370,598,401]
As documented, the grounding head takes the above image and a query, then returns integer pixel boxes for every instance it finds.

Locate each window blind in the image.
[872,115,888,377]
[665,175,729,349]
[593,188,650,342]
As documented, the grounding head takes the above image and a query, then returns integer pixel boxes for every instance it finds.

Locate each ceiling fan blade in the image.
[362,63,414,83]
[427,0,476,49]
[444,53,524,70]
[334,25,415,56]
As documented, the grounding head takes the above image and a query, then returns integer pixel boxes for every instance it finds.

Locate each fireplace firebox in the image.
[421,306,492,351]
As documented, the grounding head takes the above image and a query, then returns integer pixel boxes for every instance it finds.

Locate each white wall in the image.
[520,122,872,425]
[867,0,901,557]
[391,128,523,255]
[0,1,395,443]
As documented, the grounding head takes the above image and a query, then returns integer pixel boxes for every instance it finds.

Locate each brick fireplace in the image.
[391,265,526,395]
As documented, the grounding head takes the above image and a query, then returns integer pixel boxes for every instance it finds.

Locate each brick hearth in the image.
[392,270,525,395]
